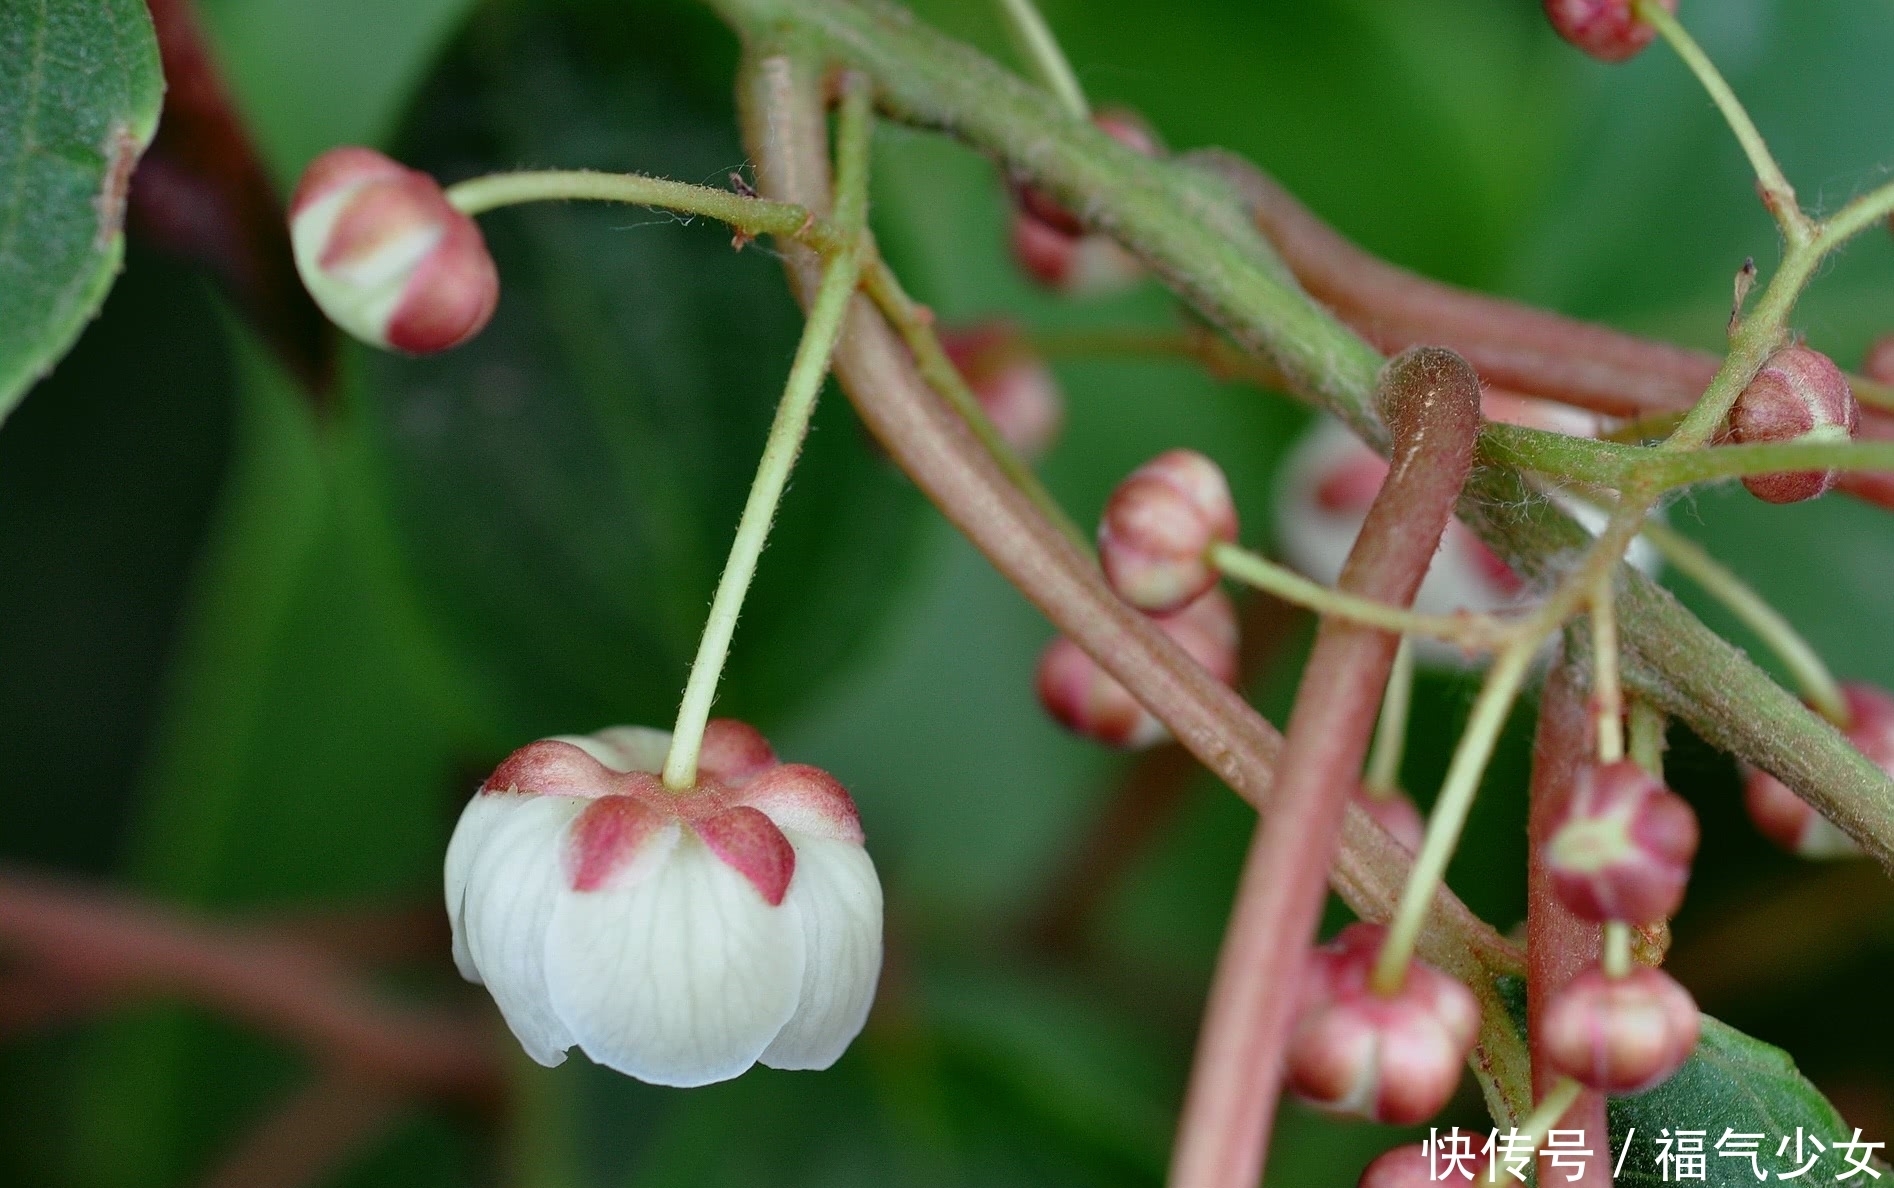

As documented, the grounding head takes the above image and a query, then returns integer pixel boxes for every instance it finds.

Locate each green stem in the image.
[1628,697,1667,776]
[1813,178,1894,252]
[994,0,1088,120]
[445,169,842,252]
[1480,423,1894,490]
[1636,0,1808,244]
[1363,637,1415,797]
[1602,920,1633,978]
[1210,543,1508,650]
[1638,519,1849,725]
[1591,576,1624,764]
[661,79,875,790]
[1516,1078,1585,1152]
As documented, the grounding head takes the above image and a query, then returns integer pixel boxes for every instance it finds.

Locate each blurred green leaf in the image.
[0,0,161,420]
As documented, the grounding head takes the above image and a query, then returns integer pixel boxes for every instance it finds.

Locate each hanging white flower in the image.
[444,719,882,1087]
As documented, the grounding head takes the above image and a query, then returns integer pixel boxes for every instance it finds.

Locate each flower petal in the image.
[543,832,803,1087]
[760,834,883,1071]
[553,725,673,775]
[461,793,590,1066]
[444,790,514,982]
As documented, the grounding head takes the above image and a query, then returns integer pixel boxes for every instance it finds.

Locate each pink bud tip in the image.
[699,719,778,786]
[1355,789,1426,853]
[289,146,498,354]
[482,739,617,799]
[739,763,865,845]
[1035,588,1240,749]
[692,805,797,905]
[565,791,670,892]
[1287,923,1481,1125]
[1098,449,1240,613]
[939,322,1065,459]
[1744,682,1890,859]
[1865,335,1894,386]
[1359,1142,1488,1187]
[1542,966,1699,1094]
[1543,0,1674,63]
[1545,760,1698,924]
[1727,345,1859,504]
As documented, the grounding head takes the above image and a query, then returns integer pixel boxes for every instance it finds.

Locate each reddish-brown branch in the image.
[197,1074,406,1188]
[1169,347,1483,1188]
[1024,591,1307,957]
[1526,656,1610,1183]
[1207,154,1894,509]
[0,869,502,1106]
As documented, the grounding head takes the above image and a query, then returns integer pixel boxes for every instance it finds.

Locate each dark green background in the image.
[4,1,1892,1185]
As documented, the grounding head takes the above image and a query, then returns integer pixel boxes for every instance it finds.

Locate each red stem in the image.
[1526,657,1611,1183]
[1168,347,1483,1188]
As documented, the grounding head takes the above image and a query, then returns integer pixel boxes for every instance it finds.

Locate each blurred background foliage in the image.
[3,0,1893,1185]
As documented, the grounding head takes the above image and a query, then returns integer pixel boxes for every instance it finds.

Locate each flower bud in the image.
[1865,334,1894,385]
[1543,0,1674,63]
[1542,966,1699,1094]
[445,719,881,1086]
[1743,682,1894,859]
[1354,788,1426,853]
[1727,345,1859,504]
[1544,760,1698,924]
[939,322,1065,459]
[1009,109,1155,295]
[1036,587,1239,749]
[1098,449,1239,613]
[1359,1143,1488,1187]
[1286,923,1481,1125]
[289,146,498,353]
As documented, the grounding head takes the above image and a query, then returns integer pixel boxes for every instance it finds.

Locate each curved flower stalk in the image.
[445,719,882,1086]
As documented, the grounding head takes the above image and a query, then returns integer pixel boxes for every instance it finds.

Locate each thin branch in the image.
[1169,347,1483,1188]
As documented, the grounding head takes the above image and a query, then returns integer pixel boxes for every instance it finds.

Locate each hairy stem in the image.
[663,77,874,788]
[1485,423,1894,494]
[1364,637,1415,797]
[1169,348,1482,1188]
[1212,543,1510,650]
[994,0,1088,120]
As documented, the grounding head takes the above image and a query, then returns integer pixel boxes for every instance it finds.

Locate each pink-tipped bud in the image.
[1035,588,1239,749]
[1359,1142,1488,1187]
[1727,345,1859,504]
[1743,682,1894,858]
[289,147,498,353]
[1864,335,1894,385]
[939,322,1065,459]
[1542,966,1699,1094]
[1286,923,1481,1125]
[1543,0,1674,63]
[1544,760,1698,925]
[1009,109,1154,295]
[1098,449,1239,613]
[1355,788,1426,853]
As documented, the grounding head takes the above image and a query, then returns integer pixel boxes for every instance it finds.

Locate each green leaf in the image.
[1610,1017,1884,1187]
[0,0,162,421]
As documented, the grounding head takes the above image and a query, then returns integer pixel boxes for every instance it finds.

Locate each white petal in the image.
[443,791,510,982]
[761,835,883,1071]
[550,725,672,774]
[543,832,804,1087]
[461,794,589,1066]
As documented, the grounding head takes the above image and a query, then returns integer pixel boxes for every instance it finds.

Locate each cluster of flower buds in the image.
[290,147,499,354]
[445,719,882,1086]
[1541,966,1700,1093]
[1285,923,1482,1124]
[1009,109,1157,295]
[1038,450,1242,748]
[1543,0,1675,63]
[1543,760,1699,925]
[1726,345,1860,504]
[938,322,1066,459]
[1744,682,1894,858]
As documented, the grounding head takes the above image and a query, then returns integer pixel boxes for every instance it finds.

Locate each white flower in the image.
[444,719,882,1087]
[1275,404,1661,663]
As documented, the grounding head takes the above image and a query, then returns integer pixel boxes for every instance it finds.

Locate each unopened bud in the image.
[1743,682,1894,859]
[1545,760,1698,924]
[939,322,1065,459]
[290,147,498,354]
[1727,345,1859,504]
[1287,923,1481,1125]
[1009,109,1154,295]
[1543,0,1674,63]
[1098,449,1239,613]
[1542,966,1699,1094]
[1035,588,1239,749]
[1864,334,1894,385]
